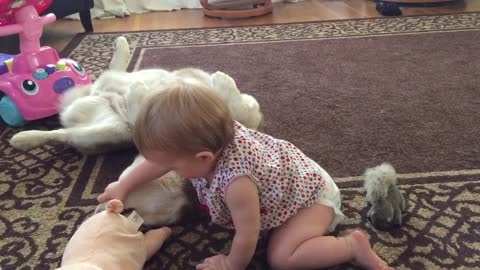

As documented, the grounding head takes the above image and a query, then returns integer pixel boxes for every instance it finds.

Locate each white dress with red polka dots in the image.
[191,122,344,231]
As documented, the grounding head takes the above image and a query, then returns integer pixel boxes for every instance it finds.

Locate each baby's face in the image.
[145,150,215,179]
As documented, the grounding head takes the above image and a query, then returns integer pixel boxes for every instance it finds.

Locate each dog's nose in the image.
[54,77,75,94]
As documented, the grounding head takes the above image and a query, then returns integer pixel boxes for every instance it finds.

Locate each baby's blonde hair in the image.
[133,79,235,155]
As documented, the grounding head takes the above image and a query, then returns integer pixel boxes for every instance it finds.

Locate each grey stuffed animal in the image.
[364,163,405,230]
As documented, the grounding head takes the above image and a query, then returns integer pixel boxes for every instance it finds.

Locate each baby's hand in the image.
[196,254,234,270]
[97,181,128,203]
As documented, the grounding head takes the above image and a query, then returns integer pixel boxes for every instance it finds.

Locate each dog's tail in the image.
[109,36,131,72]
[364,163,397,203]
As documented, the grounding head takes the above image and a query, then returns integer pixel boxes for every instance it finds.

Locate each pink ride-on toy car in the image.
[0,0,91,127]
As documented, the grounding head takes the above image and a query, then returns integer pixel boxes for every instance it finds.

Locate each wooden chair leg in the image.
[79,9,93,32]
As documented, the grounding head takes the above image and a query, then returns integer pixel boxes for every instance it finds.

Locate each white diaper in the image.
[315,167,345,232]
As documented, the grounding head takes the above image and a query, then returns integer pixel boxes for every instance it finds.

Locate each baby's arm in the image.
[97,159,169,203]
[225,176,261,269]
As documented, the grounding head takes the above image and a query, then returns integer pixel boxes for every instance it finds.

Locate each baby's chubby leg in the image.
[144,227,172,259]
[267,204,393,270]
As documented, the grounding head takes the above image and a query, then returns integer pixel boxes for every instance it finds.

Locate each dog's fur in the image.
[96,155,199,226]
[10,36,263,154]
[10,36,263,226]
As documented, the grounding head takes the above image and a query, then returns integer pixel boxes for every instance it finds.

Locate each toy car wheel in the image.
[0,95,27,127]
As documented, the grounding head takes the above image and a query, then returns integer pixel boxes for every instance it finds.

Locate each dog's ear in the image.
[126,81,149,125]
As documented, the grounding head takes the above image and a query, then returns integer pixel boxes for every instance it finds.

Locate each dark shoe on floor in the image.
[376,1,402,16]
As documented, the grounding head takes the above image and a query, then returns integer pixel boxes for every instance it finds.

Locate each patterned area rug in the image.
[1,13,480,270]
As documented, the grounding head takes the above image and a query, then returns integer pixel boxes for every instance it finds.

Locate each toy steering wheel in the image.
[0,0,52,26]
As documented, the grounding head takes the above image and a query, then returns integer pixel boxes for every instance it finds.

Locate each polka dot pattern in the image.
[191,122,327,230]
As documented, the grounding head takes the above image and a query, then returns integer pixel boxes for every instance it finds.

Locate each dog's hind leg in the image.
[109,36,131,72]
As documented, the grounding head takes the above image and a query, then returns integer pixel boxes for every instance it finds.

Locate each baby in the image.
[98,78,393,270]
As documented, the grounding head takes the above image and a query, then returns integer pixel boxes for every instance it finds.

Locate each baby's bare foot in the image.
[348,230,394,270]
[146,227,172,239]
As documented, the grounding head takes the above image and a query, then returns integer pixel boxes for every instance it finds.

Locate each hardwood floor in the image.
[1,0,479,52]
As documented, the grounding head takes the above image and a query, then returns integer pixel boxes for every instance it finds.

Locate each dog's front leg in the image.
[10,129,69,150]
[66,123,132,154]
[10,123,131,153]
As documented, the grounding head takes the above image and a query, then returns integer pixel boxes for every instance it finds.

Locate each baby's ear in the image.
[195,151,216,162]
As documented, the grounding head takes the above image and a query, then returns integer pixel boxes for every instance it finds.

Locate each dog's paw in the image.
[110,36,130,71]
[130,80,148,92]
[240,93,260,110]
[114,36,130,55]
[126,81,149,124]
[211,71,240,95]
[10,130,47,150]
[126,81,149,106]
[235,94,263,130]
